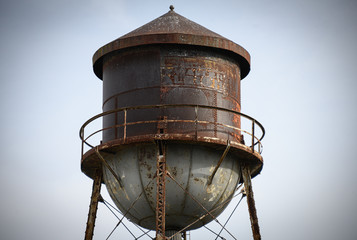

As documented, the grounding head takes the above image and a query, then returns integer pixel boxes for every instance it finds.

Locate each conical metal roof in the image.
[93,7,250,79]
[120,8,225,39]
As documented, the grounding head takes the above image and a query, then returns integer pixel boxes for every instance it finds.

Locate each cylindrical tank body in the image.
[90,9,252,231]
[102,45,241,143]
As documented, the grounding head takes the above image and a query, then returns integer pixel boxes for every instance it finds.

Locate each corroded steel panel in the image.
[101,45,242,144]
[93,10,250,80]
[81,7,265,236]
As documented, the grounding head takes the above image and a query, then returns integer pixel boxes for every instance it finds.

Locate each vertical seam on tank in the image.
[137,144,156,215]
[160,50,164,105]
[181,145,193,215]
[115,96,118,138]
[214,92,217,137]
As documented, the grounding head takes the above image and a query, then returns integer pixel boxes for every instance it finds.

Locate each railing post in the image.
[115,97,118,139]
[81,129,84,160]
[124,108,127,142]
[251,119,255,152]
[195,105,198,140]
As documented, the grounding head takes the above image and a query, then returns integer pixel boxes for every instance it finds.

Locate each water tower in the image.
[80,6,265,240]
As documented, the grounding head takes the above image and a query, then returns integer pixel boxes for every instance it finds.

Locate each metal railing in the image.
[80,104,265,156]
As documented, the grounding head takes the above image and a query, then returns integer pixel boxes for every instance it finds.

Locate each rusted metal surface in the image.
[156,142,166,239]
[101,45,243,145]
[93,8,250,80]
[81,104,264,150]
[242,164,261,240]
[81,7,265,239]
[81,134,263,184]
[98,12,245,147]
[80,104,264,181]
[84,169,102,240]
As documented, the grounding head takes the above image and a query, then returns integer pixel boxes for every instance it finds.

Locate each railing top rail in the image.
[79,104,265,150]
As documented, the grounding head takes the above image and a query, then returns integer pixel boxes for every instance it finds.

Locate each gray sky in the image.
[0,0,356,239]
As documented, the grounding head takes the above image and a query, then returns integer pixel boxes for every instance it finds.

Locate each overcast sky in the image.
[0,0,356,239]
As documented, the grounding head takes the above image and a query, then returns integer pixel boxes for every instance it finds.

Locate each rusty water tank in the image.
[81,7,264,233]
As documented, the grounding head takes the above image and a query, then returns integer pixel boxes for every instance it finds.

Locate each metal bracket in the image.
[207,141,231,185]
[157,116,168,134]
[95,147,123,188]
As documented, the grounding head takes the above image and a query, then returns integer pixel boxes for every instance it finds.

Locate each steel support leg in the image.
[156,142,167,240]
[84,169,102,240]
[242,165,261,240]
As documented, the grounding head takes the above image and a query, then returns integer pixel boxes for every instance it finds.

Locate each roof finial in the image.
[169,5,174,11]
